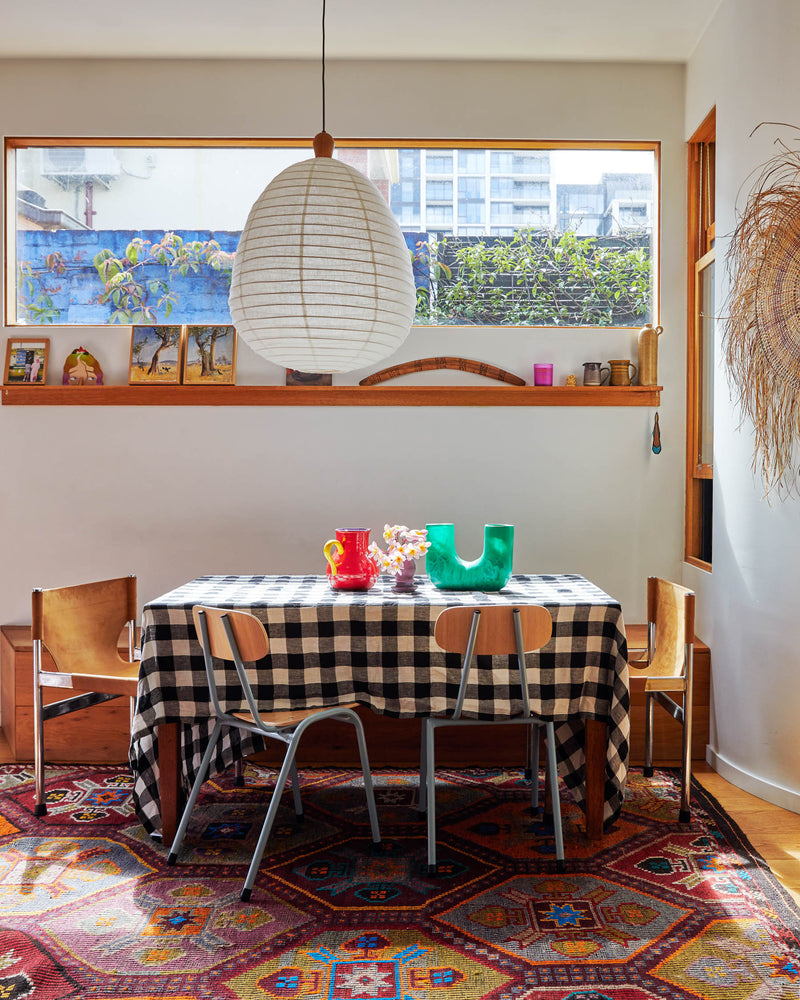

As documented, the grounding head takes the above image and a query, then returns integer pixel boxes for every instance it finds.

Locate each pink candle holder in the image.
[533,363,553,386]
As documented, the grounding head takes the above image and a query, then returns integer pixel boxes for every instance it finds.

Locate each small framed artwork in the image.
[4,338,49,385]
[129,326,183,385]
[182,325,237,385]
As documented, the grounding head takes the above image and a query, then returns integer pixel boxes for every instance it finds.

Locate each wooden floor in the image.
[1,730,797,907]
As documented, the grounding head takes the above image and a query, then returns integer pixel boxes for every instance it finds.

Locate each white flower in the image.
[372,525,429,575]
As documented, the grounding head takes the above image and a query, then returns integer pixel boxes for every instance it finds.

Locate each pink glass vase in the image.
[392,558,417,593]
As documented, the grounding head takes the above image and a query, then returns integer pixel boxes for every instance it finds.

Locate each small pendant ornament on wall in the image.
[652,412,662,454]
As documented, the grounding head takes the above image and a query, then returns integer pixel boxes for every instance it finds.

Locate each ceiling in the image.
[2,0,722,62]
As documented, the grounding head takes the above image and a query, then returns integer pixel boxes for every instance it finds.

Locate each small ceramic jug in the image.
[323,528,380,591]
[607,359,637,386]
[582,362,604,386]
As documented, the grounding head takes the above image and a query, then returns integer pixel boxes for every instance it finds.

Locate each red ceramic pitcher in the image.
[323,528,380,590]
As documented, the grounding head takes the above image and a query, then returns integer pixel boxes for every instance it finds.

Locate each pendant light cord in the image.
[313,0,333,155]
[321,0,327,133]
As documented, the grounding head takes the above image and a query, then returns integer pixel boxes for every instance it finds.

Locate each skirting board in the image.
[706,745,800,815]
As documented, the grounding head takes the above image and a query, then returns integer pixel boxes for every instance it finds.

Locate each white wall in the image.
[686,0,800,810]
[0,59,685,637]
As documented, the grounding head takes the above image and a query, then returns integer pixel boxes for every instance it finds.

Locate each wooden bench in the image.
[223,623,711,770]
[1,622,710,769]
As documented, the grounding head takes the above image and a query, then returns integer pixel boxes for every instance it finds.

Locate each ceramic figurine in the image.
[63,346,103,385]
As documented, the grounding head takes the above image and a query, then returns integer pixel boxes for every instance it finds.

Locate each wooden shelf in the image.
[1,384,662,407]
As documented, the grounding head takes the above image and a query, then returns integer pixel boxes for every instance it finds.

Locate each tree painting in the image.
[129,325,182,384]
[182,325,236,385]
[146,326,181,375]
[190,326,224,376]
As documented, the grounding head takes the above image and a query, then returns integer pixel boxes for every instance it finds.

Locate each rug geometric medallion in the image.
[1,763,799,999]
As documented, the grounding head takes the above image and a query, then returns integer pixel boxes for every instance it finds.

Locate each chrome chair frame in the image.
[419,605,564,872]
[167,606,381,901]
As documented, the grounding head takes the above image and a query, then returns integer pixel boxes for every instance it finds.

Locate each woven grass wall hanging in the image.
[725,124,800,495]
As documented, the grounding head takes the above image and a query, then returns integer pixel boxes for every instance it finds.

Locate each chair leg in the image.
[524,726,532,780]
[643,691,655,778]
[418,723,428,816]
[33,684,47,817]
[289,759,303,819]
[424,720,438,872]
[349,714,381,844]
[543,722,565,870]
[679,691,693,823]
[241,740,301,902]
[234,758,245,787]
[529,724,541,812]
[167,721,223,864]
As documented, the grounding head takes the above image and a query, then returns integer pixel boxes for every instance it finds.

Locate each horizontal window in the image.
[7,139,658,329]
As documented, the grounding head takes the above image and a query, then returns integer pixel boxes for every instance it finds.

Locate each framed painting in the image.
[129,326,183,385]
[4,337,49,385]
[182,325,237,385]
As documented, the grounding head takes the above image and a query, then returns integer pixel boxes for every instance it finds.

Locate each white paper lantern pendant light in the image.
[229,3,415,375]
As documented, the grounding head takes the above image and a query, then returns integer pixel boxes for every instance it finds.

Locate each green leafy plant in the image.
[414,228,651,327]
[16,251,66,323]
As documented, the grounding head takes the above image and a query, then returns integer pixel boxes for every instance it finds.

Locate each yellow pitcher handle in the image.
[323,539,344,575]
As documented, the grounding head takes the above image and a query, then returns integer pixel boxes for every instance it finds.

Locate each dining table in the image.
[130,572,630,845]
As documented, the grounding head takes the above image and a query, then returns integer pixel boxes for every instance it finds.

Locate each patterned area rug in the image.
[1,763,799,1000]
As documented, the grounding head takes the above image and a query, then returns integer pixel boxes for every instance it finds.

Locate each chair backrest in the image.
[191,606,270,662]
[434,605,552,720]
[646,577,695,677]
[192,605,270,721]
[32,575,137,675]
[435,604,552,655]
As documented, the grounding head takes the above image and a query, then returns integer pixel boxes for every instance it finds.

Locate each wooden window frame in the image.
[6,137,662,407]
[6,135,660,332]
[685,109,715,570]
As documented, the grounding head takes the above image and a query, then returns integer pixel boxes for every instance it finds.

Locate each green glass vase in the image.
[425,523,514,591]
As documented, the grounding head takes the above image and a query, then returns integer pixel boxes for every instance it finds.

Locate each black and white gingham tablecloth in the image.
[130,574,630,836]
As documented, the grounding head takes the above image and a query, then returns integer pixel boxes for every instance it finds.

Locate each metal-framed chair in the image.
[419,604,564,872]
[32,575,139,816]
[629,577,696,822]
[167,605,381,902]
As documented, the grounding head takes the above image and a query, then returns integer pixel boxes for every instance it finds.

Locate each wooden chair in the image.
[629,577,696,822]
[419,605,564,872]
[32,575,139,816]
[167,606,381,902]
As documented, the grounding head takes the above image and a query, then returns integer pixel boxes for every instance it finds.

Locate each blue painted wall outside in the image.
[16,229,429,326]
[17,230,239,325]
